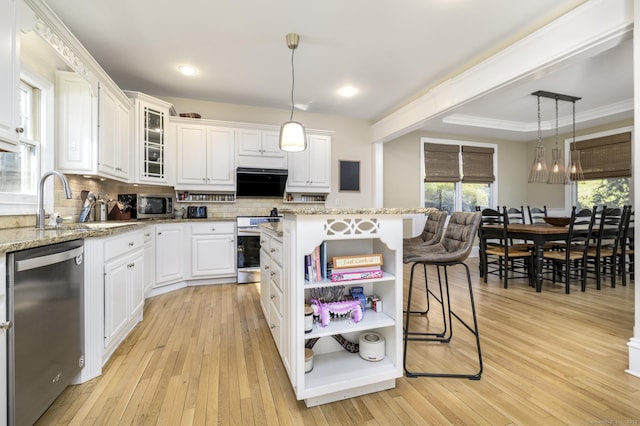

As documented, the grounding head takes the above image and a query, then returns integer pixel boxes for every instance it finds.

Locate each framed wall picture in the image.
[339,160,360,192]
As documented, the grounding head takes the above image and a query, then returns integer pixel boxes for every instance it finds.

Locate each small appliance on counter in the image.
[187,206,207,218]
[117,193,174,219]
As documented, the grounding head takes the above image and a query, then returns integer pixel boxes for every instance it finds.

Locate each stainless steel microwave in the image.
[117,193,174,219]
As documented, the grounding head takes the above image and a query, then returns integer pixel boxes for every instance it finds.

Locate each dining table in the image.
[482,223,571,292]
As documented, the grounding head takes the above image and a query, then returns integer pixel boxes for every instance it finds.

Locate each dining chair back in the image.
[586,206,624,289]
[542,206,597,293]
[527,206,548,224]
[619,205,634,286]
[477,207,505,278]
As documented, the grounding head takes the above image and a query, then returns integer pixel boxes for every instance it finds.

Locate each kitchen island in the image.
[262,207,434,407]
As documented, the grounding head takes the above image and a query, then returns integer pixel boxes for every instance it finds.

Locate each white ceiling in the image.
[42,0,632,142]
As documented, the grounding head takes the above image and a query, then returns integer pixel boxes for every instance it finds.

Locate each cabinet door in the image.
[259,247,270,318]
[237,129,262,156]
[116,101,132,180]
[261,130,283,158]
[155,224,185,286]
[0,0,20,150]
[307,135,330,188]
[191,234,236,277]
[176,124,207,185]
[287,148,309,187]
[139,101,167,183]
[206,127,235,187]
[98,84,118,177]
[56,71,96,173]
[104,259,130,347]
[143,239,154,297]
[129,250,145,317]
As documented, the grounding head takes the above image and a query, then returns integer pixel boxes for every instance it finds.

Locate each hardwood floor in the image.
[38,258,640,425]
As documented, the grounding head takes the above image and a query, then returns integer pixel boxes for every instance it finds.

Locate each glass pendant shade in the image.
[279,120,307,152]
[547,147,567,184]
[528,145,548,183]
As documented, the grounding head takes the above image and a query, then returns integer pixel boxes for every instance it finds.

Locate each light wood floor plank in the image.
[36,258,640,424]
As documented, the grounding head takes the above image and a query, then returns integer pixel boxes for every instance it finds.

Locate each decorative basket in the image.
[543,216,571,226]
[179,112,201,119]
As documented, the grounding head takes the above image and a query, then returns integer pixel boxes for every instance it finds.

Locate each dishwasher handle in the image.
[15,246,84,272]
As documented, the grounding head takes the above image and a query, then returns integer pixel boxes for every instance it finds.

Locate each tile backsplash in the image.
[1,175,323,229]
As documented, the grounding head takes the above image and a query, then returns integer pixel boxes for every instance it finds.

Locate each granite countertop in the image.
[0,217,237,255]
[278,207,440,215]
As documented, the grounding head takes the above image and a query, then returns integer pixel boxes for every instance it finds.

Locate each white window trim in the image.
[0,68,54,216]
[420,137,499,211]
[563,125,633,211]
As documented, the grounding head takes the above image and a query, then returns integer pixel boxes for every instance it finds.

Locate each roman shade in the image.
[571,132,631,179]
[462,146,495,183]
[423,143,460,182]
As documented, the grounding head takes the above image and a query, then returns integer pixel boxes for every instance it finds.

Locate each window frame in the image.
[0,68,54,216]
[564,126,634,209]
[420,137,498,212]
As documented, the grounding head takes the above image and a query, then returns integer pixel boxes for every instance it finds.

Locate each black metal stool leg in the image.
[404,261,483,380]
[404,263,449,339]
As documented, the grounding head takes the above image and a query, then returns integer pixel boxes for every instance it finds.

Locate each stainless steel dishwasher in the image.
[7,239,85,426]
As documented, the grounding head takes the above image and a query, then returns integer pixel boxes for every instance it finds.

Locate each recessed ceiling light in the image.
[337,86,359,97]
[178,65,198,76]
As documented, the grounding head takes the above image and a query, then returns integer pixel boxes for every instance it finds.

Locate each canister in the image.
[305,348,314,373]
[304,304,314,333]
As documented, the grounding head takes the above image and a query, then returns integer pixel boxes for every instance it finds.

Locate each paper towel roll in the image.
[359,332,385,361]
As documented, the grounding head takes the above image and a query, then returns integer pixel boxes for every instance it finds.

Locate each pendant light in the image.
[528,93,548,183]
[566,99,584,182]
[547,97,567,184]
[279,33,307,152]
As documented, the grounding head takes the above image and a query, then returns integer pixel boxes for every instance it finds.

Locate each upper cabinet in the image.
[0,0,22,151]
[124,91,172,185]
[97,82,132,181]
[286,134,331,193]
[55,70,97,173]
[237,128,287,169]
[173,118,235,191]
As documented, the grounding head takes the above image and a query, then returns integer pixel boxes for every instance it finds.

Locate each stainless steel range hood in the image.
[236,167,288,198]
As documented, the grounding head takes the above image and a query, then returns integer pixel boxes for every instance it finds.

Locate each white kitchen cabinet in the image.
[143,228,154,297]
[98,82,132,181]
[286,134,331,192]
[174,119,235,190]
[237,128,287,169]
[281,212,403,407]
[0,0,21,151]
[154,223,186,287]
[124,91,172,184]
[190,221,236,278]
[260,228,287,367]
[55,71,97,173]
[103,230,145,360]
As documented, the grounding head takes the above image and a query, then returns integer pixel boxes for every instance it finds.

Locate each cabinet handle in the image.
[211,228,216,231]
[270,324,275,329]
[270,271,275,277]
[270,248,276,253]
[0,321,12,330]
[264,265,269,270]
[15,127,24,134]
[129,242,134,246]
[128,263,135,268]
[270,295,275,300]
[157,232,162,235]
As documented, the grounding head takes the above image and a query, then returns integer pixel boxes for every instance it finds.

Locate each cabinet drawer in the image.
[269,238,283,264]
[143,227,153,243]
[259,234,270,253]
[269,306,283,349]
[191,221,235,235]
[104,230,144,260]
[270,261,283,292]
[270,282,283,316]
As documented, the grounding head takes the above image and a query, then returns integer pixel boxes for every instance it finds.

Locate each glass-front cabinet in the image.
[124,91,173,184]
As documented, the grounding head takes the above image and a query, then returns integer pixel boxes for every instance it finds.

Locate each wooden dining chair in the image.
[586,206,625,289]
[618,205,634,286]
[527,205,548,224]
[477,207,504,280]
[481,207,534,288]
[541,206,596,293]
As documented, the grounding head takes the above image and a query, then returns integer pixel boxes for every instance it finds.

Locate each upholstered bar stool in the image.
[403,211,447,315]
[402,211,483,379]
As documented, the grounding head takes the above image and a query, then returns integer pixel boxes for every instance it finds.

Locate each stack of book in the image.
[330,254,384,282]
[304,242,328,282]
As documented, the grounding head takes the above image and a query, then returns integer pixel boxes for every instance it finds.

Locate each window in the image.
[0,79,42,214]
[422,138,497,213]
[571,131,631,209]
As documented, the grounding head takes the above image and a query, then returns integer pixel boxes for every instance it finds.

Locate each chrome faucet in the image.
[36,171,72,228]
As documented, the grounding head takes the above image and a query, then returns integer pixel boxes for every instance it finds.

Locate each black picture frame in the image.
[339,160,360,192]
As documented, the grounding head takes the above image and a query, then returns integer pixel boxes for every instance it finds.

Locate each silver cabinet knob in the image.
[15,127,24,134]
[0,321,12,330]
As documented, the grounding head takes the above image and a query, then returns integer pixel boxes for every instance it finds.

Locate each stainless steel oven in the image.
[236,216,280,284]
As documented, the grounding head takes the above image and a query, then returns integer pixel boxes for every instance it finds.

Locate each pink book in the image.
[314,245,322,281]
